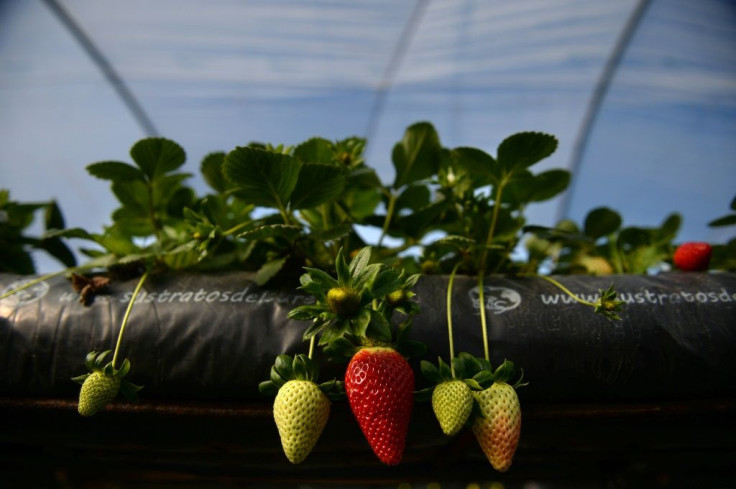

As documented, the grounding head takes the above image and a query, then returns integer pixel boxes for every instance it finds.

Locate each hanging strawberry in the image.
[259,354,342,464]
[287,246,425,465]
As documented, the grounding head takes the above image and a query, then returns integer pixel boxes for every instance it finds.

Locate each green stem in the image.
[221,220,252,237]
[537,274,596,307]
[377,190,397,248]
[446,262,462,378]
[477,274,490,362]
[478,181,505,275]
[1,267,82,300]
[112,271,149,369]
[308,336,315,360]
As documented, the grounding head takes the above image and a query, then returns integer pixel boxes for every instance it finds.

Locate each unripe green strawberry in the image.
[432,379,473,436]
[472,381,522,472]
[78,371,121,417]
[72,350,143,417]
[273,380,331,464]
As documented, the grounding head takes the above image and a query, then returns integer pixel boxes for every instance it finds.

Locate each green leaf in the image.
[255,255,288,285]
[87,161,145,182]
[496,132,558,174]
[130,138,186,179]
[505,169,570,204]
[223,146,301,209]
[709,214,736,227]
[371,267,402,298]
[451,146,501,186]
[37,238,77,268]
[657,213,681,242]
[44,200,65,230]
[392,121,442,188]
[396,184,432,211]
[42,227,97,241]
[289,163,347,209]
[584,207,622,240]
[293,137,334,165]
[200,152,229,193]
[303,318,331,341]
[308,224,353,242]
[238,224,303,242]
[153,173,192,206]
[111,180,149,212]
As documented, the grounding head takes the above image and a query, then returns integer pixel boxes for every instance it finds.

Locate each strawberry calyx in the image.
[71,350,143,401]
[288,246,423,350]
[259,354,344,401]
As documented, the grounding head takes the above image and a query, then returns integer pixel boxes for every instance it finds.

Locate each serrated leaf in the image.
[292,137,334,165]
[584,207,622,240]
[255,255,289,285]
[451,146,501,186]
[392,121,442,188]
[87,161,145,182]
[371,267,402,298]
[352,263,382,294]
[200,152,229,193]
[289,163,347,209]
[308,223,353,242]
[130,138,186,179]
[496,132,558,174]
[223,146,301,209]
[238,224,303,242]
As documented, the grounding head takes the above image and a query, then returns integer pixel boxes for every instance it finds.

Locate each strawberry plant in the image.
[281,246,424,465]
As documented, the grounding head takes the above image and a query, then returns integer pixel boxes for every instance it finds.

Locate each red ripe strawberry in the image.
[673,242,712,271]
[344,347,414,465]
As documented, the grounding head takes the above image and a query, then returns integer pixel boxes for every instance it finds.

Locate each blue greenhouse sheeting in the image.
[1,0,734,272]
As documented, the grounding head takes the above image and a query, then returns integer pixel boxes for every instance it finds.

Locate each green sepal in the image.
[437,357,453,380]
[464,378,484,391]
[119,379,143,402]
[71,373,90,385]
[414,386,434,403]
[117,358,131,378]
[492,360,516,384]
[259,380,279,396]
[323,337,359,362]
[273,355,294,382]
[420,360,442,385]
[472,370,494,389]
[365,309,392,343]
[349,308,371,338]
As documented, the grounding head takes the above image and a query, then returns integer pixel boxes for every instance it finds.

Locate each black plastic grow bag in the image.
[1,271,734,403]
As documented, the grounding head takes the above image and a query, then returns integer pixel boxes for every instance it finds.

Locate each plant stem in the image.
[446,262,462,378]
[377,190,397,248]
[308,336,315,360]
[112,271,149,369]
[477,274,490,362]
[537,274,596,307]
[222,220,252,237]
[478,180,506,275]
[0,267,81,300]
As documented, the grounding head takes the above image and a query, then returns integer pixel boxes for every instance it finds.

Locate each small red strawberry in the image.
[344,347,414,465]
[673,242,712,271]
[471,360,524,472]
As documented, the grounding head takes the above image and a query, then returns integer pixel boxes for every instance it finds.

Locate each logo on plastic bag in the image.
[469,285,521,315]
[1,280,50,306]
